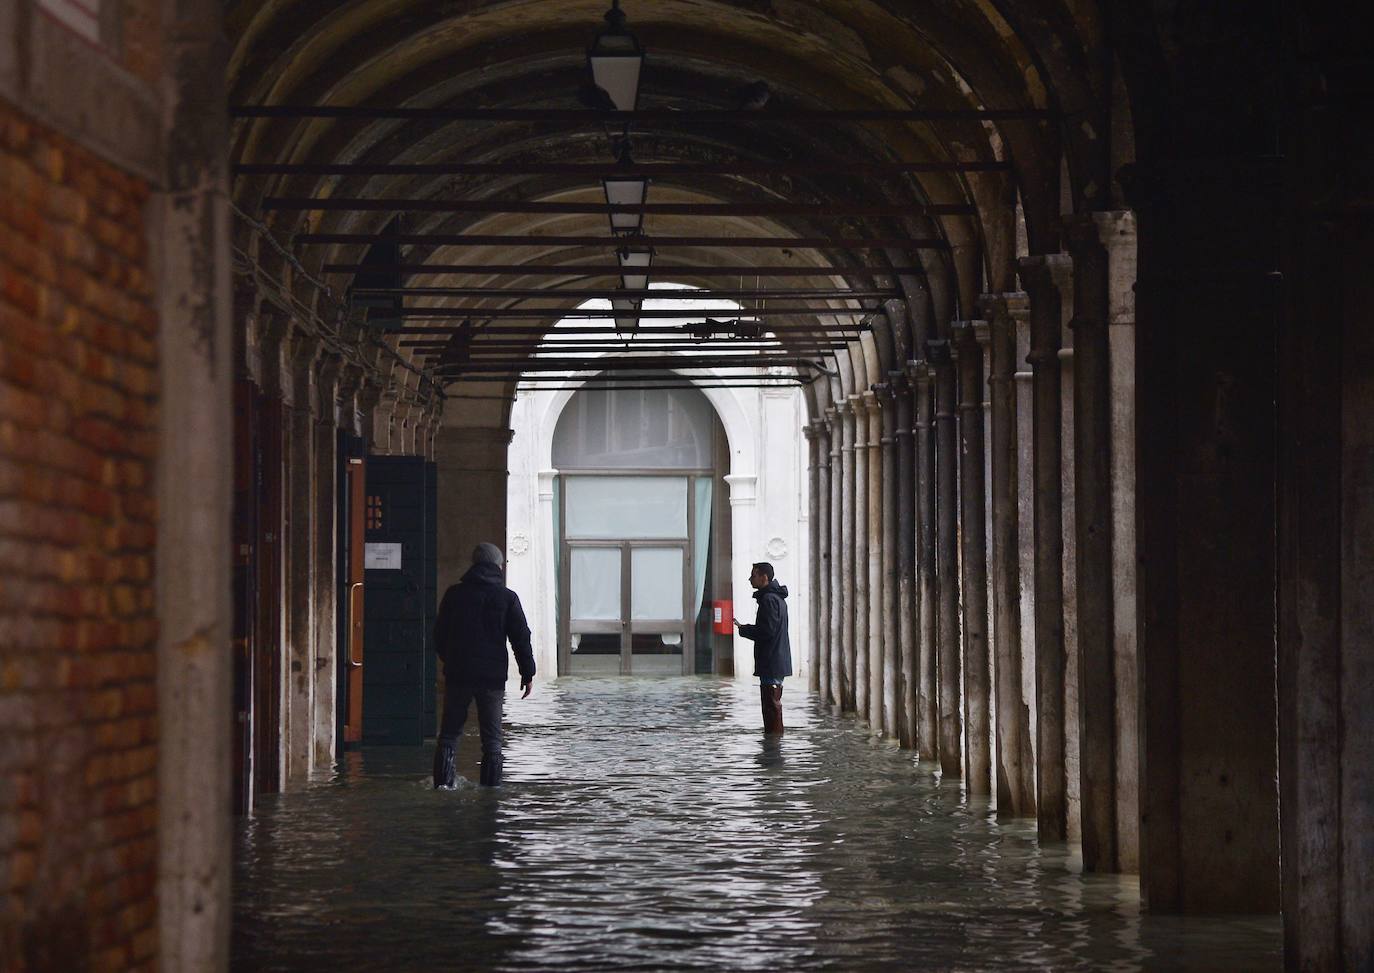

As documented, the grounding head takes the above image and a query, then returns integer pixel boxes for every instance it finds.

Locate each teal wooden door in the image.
[362,456,435,745]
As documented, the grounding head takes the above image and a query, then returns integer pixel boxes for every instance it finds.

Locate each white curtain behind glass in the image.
[693,478,711,614]
[570,548,620,621]
[630,548,683,620]
[553,383,715,470]
[565,476,687,539]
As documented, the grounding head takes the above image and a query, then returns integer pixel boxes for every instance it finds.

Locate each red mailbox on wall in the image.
[711,600,733,635]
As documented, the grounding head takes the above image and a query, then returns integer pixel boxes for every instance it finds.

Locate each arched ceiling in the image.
[225,0,1109,416]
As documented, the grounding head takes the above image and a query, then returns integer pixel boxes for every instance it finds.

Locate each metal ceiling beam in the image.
[232,106,1053,122]
[421,348,847,359]
[264,197,974,217]
[359,287,896,299]
[439,382,802,390]
[438,357,825,372]
[324,263,925,277]
[378,307,874,319]
[382,325,869,335]
[404,341,847,350]
[235,160,1010,176]
[300,233,950,249]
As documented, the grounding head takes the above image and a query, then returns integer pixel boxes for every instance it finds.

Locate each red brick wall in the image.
[0,99,159,973]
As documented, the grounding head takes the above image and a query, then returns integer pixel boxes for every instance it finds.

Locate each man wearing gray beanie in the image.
[431,542,535,787]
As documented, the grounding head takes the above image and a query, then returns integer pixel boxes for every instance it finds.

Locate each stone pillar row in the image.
[808,225,1142,877]
[232,299,446,794]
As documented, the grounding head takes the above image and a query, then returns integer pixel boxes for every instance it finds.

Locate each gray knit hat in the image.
[472,542,504,568]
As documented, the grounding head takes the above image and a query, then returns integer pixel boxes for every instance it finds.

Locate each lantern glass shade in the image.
[612,295,640,333]
[588,36,643,113]
[603,175,648,234]
[617,245,653,291]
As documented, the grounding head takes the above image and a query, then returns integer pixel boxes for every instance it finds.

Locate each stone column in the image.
[335,365,366,442]
[1277,127,1374,964]
[813,420,832,701]
[864,389,884,732]
[838,398,857,711]
[283,327,319,787]
[983,294,1036,817]
[1124,157,1280,914]
[804,423,823,693]
[1019,253,1070,840]
[1094,210,1140,871]
[976,321,997,777]
[852,393,871,722]
[312,359,340,769]
[827,408,843,708]
[153,4,233,961]
[954,323,991,795]
[879,383,900,741]
[894,377,918,749]
[357,383,384,449]
[372,391,398,454]
[911,362,939,761]
[1053,256,1083,844]
[931,342,962,777]
[1067,214,1121,873]
[1012,297,1039,780]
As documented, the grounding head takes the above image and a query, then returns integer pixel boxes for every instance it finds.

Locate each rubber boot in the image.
[760,685,785,735]
[478,756,503,787]
[433,742,458,789]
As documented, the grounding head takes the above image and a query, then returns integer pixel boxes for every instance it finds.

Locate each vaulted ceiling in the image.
[225,1,1120,422]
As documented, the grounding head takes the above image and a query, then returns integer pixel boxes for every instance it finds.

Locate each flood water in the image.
[232,678,1280,972]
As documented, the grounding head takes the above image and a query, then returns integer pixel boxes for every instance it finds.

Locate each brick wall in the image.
[0,98,159,973]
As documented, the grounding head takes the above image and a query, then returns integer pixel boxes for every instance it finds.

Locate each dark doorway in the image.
[361,455,438,744]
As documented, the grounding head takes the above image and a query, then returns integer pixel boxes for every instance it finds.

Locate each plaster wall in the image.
[504,377,808,687]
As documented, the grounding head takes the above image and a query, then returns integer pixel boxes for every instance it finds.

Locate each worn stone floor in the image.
[232,678,1281,972]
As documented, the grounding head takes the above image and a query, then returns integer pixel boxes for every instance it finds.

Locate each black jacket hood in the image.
[753,579,788,600]
[462,561,505,585]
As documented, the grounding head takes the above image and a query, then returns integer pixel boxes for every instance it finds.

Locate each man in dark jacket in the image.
[734,561,792,734]
[432,542,534,788]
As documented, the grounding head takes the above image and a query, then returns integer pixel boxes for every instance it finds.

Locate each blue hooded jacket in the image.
[738,579,792,679]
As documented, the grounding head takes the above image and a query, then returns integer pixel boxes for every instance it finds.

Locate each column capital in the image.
[951,320,987,350]
[1017,252,1073,300]
[284,325,322,415]
[1090,209,1137,250]
[255,311,291,401]
[314,357,343,426]
[977,291,1029,324]
[906,359,932,389]
[1062,212,1107,252]
[724,473,758,507]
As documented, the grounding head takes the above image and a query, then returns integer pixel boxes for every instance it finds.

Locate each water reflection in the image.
[232,678,1280,972]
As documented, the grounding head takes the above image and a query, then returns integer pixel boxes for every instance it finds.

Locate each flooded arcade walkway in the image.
[232,679,1280,972]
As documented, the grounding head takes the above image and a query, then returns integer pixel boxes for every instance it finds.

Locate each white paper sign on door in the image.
[364,542,403,570]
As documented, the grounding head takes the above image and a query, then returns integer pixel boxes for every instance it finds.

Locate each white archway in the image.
[506,369,807,684]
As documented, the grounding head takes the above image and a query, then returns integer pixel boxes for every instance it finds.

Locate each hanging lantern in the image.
[586,0,645,113]
[616,242,654,292]
[612,294,641,335]
[603,141,649,236]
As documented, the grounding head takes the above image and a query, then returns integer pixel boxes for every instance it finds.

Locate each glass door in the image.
[567,544,623,674]
[558,474,697,675]
[629,544,689,675]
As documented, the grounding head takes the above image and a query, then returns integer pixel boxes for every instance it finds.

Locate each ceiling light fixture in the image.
[586,0,645,113]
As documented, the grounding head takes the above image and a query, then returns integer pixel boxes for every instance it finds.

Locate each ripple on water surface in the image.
[232,678,1280,972]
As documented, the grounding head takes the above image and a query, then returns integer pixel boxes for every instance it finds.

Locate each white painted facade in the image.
[503,293,811,684]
